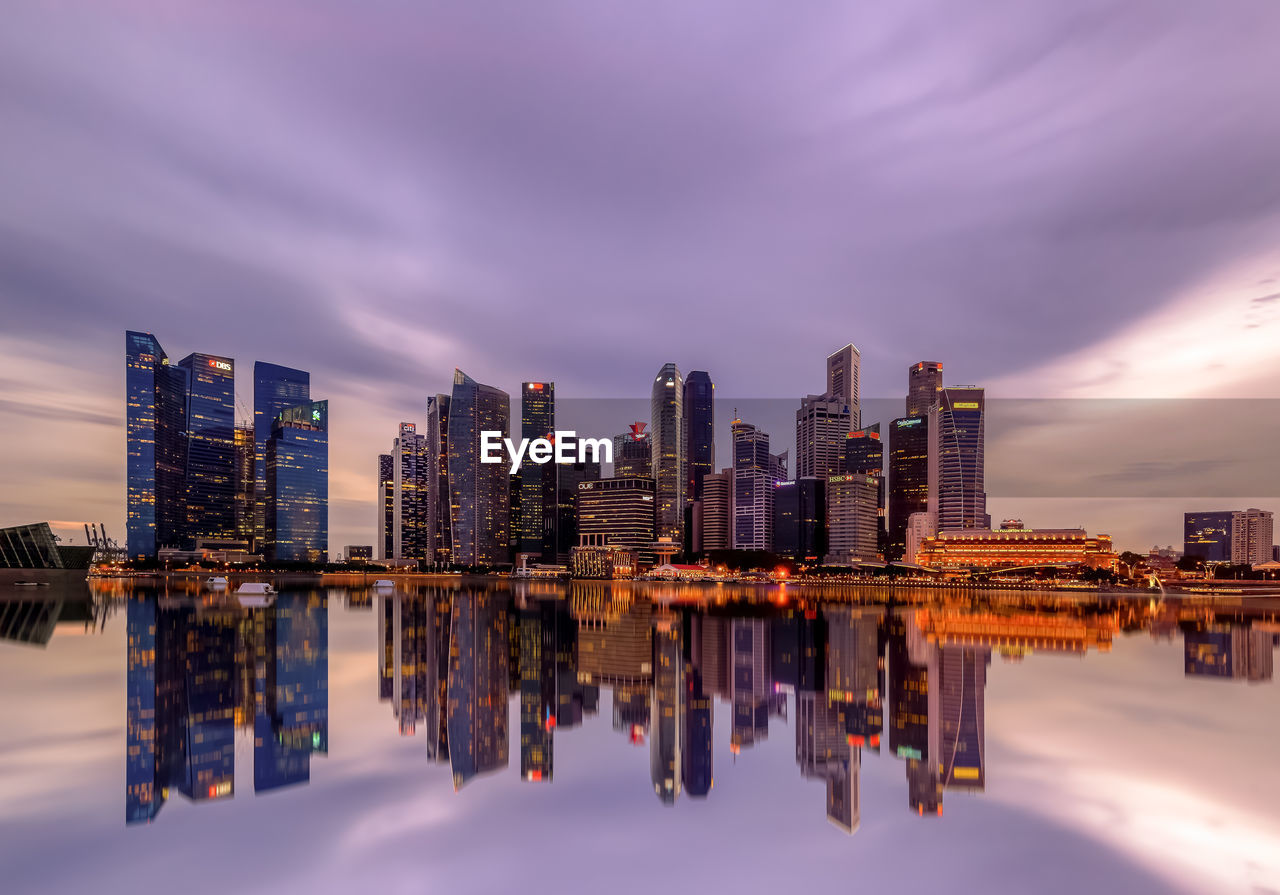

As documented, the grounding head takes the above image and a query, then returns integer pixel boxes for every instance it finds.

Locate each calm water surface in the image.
[1,579,1277,895]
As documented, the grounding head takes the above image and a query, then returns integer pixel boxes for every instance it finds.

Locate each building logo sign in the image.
[208,359,232,372]
[628,421,647,441]
[953,401,980,410]
[481,430,612,474]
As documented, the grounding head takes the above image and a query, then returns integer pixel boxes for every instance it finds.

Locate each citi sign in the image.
[481,431,612,474]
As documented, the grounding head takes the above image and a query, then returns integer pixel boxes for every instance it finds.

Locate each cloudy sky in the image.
[2,0,1279,553]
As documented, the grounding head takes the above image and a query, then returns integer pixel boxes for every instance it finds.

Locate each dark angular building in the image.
[683,371,714,502]
[517,382,557,561]
[265,401,328,563]
[179,352,237,545]
[928,386,987,531]
[612,430,653,480]
[888,416,929,559]
[125,331,189,558]
[555,459,601,562]
[1183,511,1233,563]
[906,361,944,417]
[377,453,394,561]
[447,589,510,790]
[772,477,827,561]
[253,362,310,546]
[426,394,453,564]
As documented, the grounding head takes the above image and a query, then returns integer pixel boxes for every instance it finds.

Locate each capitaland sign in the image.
[481,430,611,474]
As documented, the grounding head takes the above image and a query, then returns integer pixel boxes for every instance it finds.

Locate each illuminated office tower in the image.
[683,371,715,502]
[517,382,556,561]
[126,596,165,823]
[696,469,731,553]
[577,477,656,559]
[179,352,237,545]
[519,602,556,782]
[265,401,328,563]
[1231,509,1274,565]
[770,450,789,486]
[772,477,826,560]
[376,454,394,561]
[826,343,861,431]
[845,425,886,551]
[446,590,510,789]
[796,394,851,479]
[125,331,188,558]
[253,362,310,545]
[938,645,989,790]
[927,386,987,531]
[890,613,942,816]
[732,420,774,551]
[1183,511,1233,563]
[650,363,685,543]
[233,425,255,544]
[906,361,944,417]
[177,609,238,804]
[448,371,511,566]
[426,394,452,564]
[392,422,431,561]
[1183,623,1274,681]
[651,615,682,803]
[613,429,653,479]
[729,618,774,751]
[888,416,929,558]
[555,458,601,562]
[826,475,880,564]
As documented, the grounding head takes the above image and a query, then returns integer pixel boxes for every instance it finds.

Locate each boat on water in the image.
[235,582,276,607]
[207,576,228,588]
[12,581,50,587]
[372,579,395,589]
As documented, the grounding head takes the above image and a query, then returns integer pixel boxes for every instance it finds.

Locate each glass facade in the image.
[125,331,188,558]
[772,477,826,560]
[732,420,772,551]
[447,371,510,566]
[929,387,987,532]
[253,362,310,546]
[888,416,929,559]
[179,353,236,545]
[518,382,556,561]
[1183,511,1233,563]
[650,363,684,543]
[266,401,329,563]
[683,371,714,502]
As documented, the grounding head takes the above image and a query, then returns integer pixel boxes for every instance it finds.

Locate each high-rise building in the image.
[391,422,431,561]
[683,371,714,502]
[888,416,929,557]
[517,383,556,561]
[446,590,510,789]
[1231,509,1274,565]
[179,353,237,545]
[577,477,656,559]
[732,420,774,551]
[826,344,861,431]
[772,477,826,560]
[927,386,987,531]
[651,615,682,803]
[426,394,452,564]
[796,394,851,480]
[938,646,989,790]
[613,429,652,479]
[1183,623,1273,681]
[906,361,944,418]
[825,475,880,564]
[126,331,189,558]
[682,616,713,798]
[555,459,601,562]
[376,454,394,561]
[1183,511,1233,563]
[447,371,511,567]
[265,401,328,563]
[697,468,731,554]
[650,363,685,544]
[845,425,886,553]
[253,363,310,546]
[233,425,255,545]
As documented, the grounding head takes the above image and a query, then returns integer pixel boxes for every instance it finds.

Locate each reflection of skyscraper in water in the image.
[377,589,451,758]
[651,614,682,803]
[126,596,167,823]
[447,589,510,789]
[519,601,556,782]
[938,645,988,791]
[889,612,941,816]
[1183,623,1274,681]
[730,618,781,752]
[682,612,713,798]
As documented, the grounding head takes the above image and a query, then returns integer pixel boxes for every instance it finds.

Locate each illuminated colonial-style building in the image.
[915,526,1117,573]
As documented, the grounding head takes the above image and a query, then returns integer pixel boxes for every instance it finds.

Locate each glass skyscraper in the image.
[888,416,929,558]
[650,363,684,544]
[179,352,237,545]
[125,331,189,558]
[265,400,329,563]
[447,371,511,567]
[683,371,714,502]
[253,362,310,546]
[927,386,987,531]
[518,382,556,561]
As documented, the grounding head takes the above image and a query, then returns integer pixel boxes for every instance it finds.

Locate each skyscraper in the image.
[845,425,886,553]
[825,475,880,564]
[253,362,310,546]
[179,353,237,545]
[683,371,714,502]
[613,429,652,479]
[772,477,826,560]
[927,386,987,531]
[517,383,556,561]
[697,468,731,553]
[265,400,328,563]
[826,344,861,431]
[555,458,601,562]
[650,363,685,544]
[732,419,774,551]
[376,454,394,561]
[796,394,851,479]
[391,422,431,561]
[426,394,452,564]
[125,331,188,558]
[577,477,656,559]
[1232,509,1274,565]
[448,370,511,567]
[906,361,944,417]
[233,425,255,545]
[888,416,929,557]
